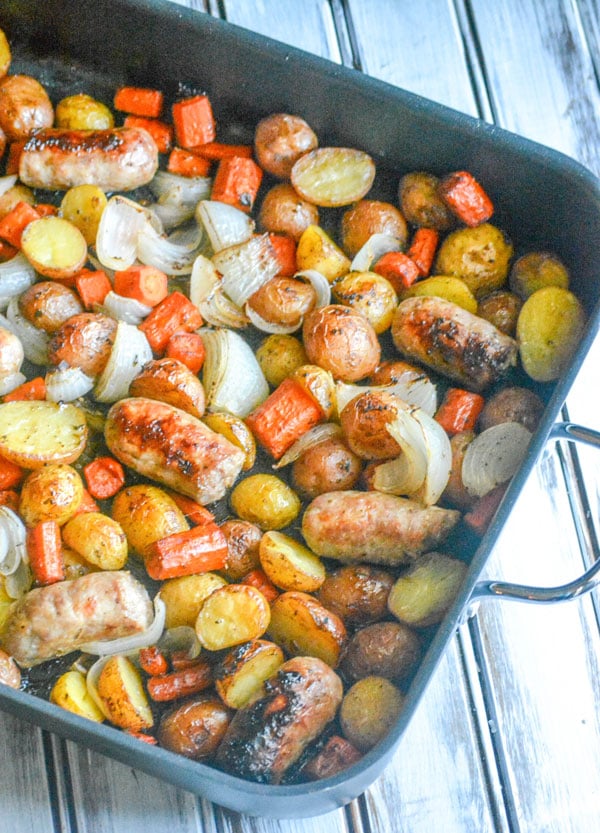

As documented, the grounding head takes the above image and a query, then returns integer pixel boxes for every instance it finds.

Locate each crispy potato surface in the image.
[0,401,88,468]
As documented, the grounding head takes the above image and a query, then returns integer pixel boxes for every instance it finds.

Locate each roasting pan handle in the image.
[470,421,600,605]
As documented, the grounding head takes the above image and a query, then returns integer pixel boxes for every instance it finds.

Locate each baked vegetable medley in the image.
[0,27,587,785]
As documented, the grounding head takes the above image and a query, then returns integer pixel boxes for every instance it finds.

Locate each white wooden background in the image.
[1,1,600,831]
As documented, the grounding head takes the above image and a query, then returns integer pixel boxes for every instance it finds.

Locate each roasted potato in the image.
[369,358,426,386]
[215,638,285,709]
[333,271,398,334]
[387,552,468,628]
[478,386,545,433]
[111,484,189,559]
[340,621,421,684]
[301,735,362,781]
[401,274,477,314]
[434,223,513,298]
[302,305,381,382]
[160,572,227,629]
[258,182,319,240]
[476,289,522,335]
[296,224,351,282]
[340,390,403,460]
[21,217,88,281]
[220,519,262,581]
[340,200,408,257]
[18,281,83,334]
[291,435,362,499]
[50,669,104,721]
[267,591,347,667]
[259,530,326,592]
[339,676,404,752]
[62,546,97,581]
[516,286,586,382]
[254,113,318,180]
[55,93,114,130]
[19,463,84,527]
[0,401,88,468]
[60,184,108,245]
[203,412,256,471]
[288,364,336,419]
[255,334,308,388]
[398,171,455,231]
[316,564,394,628]
[441,430,477,510]
[48,312,118,378]
[509,251,569,299]
[291,147,376,207]
[62,512,128,570]
[247,276,316,328]
[95,654,153,732]
[0,183,35,220]
[230,474,301,531]
[195,584,271,651]
[0,28,10,79]
[0,647,20,689]
[129,358,206,418]
[0,74,53,141]
[158,696,232,760]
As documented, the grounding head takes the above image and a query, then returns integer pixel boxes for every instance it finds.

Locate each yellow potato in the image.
[288,364,336,419]
[434,223,513,298]
[333,271,398,333]
[195,584,271,651]
[255,334,308,388]
[160,572,227,629]
[259,530,326,592]
[20,216,88,281]
[0,28,11,79]
[60,184,108,245]
[55,93,114,130]
[0,184,35,220]
[111,484,189,559]
[50,670,104,722]
[509,251,569,299]
[0,401,88,468]
[203,412,256,471]
[0,580,14,633]
[215,639,284,709]
[401,275,477,314]
[18,464,84,527]
[95,655,153,732]
[62,512,128,570]
[229,474,301,531]
[291,147,376,207]
[340,676,404,752]
[296,224,351,282]
[267,591,347,667]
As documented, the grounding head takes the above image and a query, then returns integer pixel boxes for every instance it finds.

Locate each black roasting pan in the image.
[1,0,600,818]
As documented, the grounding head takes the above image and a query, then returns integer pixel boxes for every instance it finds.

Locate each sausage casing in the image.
[104,397,245,505]
[19,127,159,192]
[391,295,518,391]
[301,490,460,566]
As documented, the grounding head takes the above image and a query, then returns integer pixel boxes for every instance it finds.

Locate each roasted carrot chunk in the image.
[438,170,494,227]
[0,490,19,512]
[167,147,212,178]
[34,203,59,217]
[245,377,323,460]
[3,377,46,402]
[0,240,18,262]
[241,568,279,603]
[373,250,420,293]
[464,483,508,535]
[5,141,25,176]
[211,156,263,213]
[435,388,485,436]
[27,520,65,585]
[188,141,253,160]
[75,269,112,309]
[0,201,40,247]
[0,455,24,489]
[164,331,206,373]
[123,115,173,154]
[147,659,213,702]
[114,264,169,308]
[145,522,228,580]
[114,86,164,118]
[172,94,215,148]
[139,291,203,354]
[138,646,169,677]
[74,488,99,515]
[164,490,215,526]
[84,456,126,500]
[268,233,297,277]
[407,227,439,277]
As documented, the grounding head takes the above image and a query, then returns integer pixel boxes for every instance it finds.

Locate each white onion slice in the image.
[94,321,152,403]
[189,255,248,329]
[0,253,36,308]
[100,291,153,325]
[137,222,206,276]
[336,372,437,417]
[462,422,532,498]
[0,174,17,199]
[0,371,26,396]
[158,625,201,660]
[4,559,32,599]
[350,233,402,273]
[274,423,342,469]
[0,506,27,577]
[150,170,212,206]
[149,200,196,230]
[295,269,331,308]
[212,234,279,308]
[6,296,49,366]
[201,328,269,417]
[245,302,302,334]
[45,366,95,402]
[96,195,163,271]
[196,200,254,253]
[81,595,166,657]
[410,407,452,505]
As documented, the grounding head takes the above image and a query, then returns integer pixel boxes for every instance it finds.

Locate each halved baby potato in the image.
[203,412,256,471]
[62,512,128,571]
[259,530,326,592]
[60,184,108,245]
[215,638,284,709]
[267,591,347,667]
[50,669,105,723]
[0,401,88,468]
[94,655,154,732]
[195,584,271,651]
[21,216,88,281]
[296,224,351,282]
[291,147,375,207]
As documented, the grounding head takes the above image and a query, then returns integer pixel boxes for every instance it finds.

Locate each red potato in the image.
[0,74,53,141]
[47,312,118,377]
[302,305,381,382]
[19,281,83,334]
[254,113,318,179]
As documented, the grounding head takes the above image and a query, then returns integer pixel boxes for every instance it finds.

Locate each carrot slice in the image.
[167,147,212,178]
[0,455,24,489]
[27,520,65,585]
[439,170,494,227]
[5,141,25,176]
[407,227,439,277]
[3,377,46,402]
[241,568,279,603]
[114,86,164,118]
[464,483,507,535]
[188,141,253,160]
[164,331,206,373]
[268,233,297,277]
[138,646,169,677]
[372,250,420,293]
[123,115,173,154]
[435,388,485,436]
[172,94,215,148]
[113,264,169,308]
[34,204,59,217]
[74,488,100,515]
[75,269,112,310]
[164,490,215,526]
[139,291,203,354]
[211,156,263,213]
[0,201,40,247]
[145,522,228,580]
[83,456,126,500]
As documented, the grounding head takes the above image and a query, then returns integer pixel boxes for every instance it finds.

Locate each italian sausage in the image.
[215,656,343,783]
[301,490,460,566]
[104,397,245,505]
[19,127,159,192]
[0,571,154,666]
[391,295,518,391]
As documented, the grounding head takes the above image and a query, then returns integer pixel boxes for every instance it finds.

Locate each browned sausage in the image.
[0,74,53,141]
[19,127,159,192]
[47,312,118,377]
[104,397,246,505]
[301,490,460,566]
[391,296,518,391]
[215,656,343,783]
[0,571,154,666]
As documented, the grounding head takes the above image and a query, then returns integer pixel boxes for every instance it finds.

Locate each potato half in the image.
[95,655,153,732]
[0,401,88,468]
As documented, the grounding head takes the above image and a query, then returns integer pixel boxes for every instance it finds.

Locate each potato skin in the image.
[340,676,404,752]
[48,312,118,377]
[160,572,226,629]
[509,251,569,299]
[19,281,83,334]
[478,386,545,433]
[441,430,477,511]
[19,463,84,527]
[316,564,394,628]
[434,223,514,298]
[340,621,421,684]
[230,474,301,531]
[158,696,233,760]
[340,199,408,257]
[477,289,522,336]
[129,357,205,418]
[220,519,262,581]
[247,276,316,328]
[55,93,114,130]
[291,436,362,499]
[302,305,381,382]
[340,390,403,460]
[111,484,189,559]
[255,334,307,388]
[258,182,319,240]
[0,74,53,141]
[398,171,455,231]
[268,591,347,668]
[62,512,128,571]
[254,113,318,179]
[333,271,398,334]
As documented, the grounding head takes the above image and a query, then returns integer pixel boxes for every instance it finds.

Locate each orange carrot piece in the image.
[0,201,40,247]
[75,269,112,310]
[147,659,213,702]
[189,141,253,160]
[164,490,215,526]
[114,264,168,308]
[172,94,215,148]
[0,456,24,489]
[123,115,173,154]
[0,490,19,512]
[435,388,485,436]
[407,227,439,277]
[139,291,203,353]
[464,483,508,535]
[126,731,158,745]
[3,376,46,402]
[74,488,100,515]
[167,147,212,178]
[0,240,18,262]
[34,203,59,217]
[5,141,25,176]
[83,456,125,500]
[439,170,494,227]
[27,520,64,585]
[241,568,279,603]
[373,250,420,293]
[145,521,228,580]
[164,331,206,373]
[114,86,164,118]
[138,646,169,677]
[245,377,323,460]
[268,233,297,277]
[211,156,263,213]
